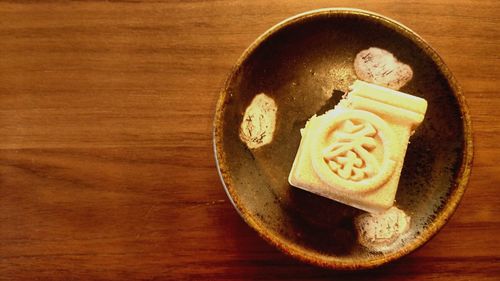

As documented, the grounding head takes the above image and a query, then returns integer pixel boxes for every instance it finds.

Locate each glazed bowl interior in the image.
[214,8,472,269]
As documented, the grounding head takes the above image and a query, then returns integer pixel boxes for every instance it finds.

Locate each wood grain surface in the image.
[0,1,499,280]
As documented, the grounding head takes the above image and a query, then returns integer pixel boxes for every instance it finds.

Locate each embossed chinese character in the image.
[323,120,380,181]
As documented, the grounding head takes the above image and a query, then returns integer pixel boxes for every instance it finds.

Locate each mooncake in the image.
[288,80,427,213]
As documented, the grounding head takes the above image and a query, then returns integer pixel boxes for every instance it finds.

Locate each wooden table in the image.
[0,1,498,280]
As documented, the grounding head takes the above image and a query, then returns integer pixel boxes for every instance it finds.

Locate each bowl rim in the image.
[212,8,474,270]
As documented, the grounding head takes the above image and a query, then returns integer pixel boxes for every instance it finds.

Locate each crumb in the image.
[354,47,413,90]
[239,93,277,149]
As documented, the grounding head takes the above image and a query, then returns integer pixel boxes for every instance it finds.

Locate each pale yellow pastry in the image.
[288,80,427,213]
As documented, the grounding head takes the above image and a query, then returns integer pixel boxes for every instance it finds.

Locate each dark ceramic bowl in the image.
[213,8,473,269]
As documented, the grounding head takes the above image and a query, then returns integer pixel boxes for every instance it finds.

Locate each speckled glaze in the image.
[213,8,473,270]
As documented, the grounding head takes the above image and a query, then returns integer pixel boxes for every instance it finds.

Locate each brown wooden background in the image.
[0,1,499,280]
